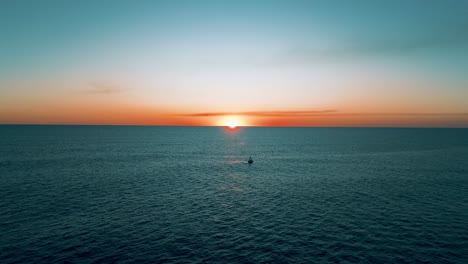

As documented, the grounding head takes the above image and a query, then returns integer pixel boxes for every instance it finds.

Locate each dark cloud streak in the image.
[181,110,337,117]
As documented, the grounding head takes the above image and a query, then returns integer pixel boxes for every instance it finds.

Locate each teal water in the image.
[0,126,467,263]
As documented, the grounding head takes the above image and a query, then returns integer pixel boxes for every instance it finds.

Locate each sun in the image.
[226,120,238,129]
[219,115,245,128]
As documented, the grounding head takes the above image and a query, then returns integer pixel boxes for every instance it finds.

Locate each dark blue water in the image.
[0,126,467,263]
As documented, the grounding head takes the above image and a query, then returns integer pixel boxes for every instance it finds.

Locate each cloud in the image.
[180,110,468,117]
[181,110,337,117]
[83,82,126,94]
[279,24,468,65]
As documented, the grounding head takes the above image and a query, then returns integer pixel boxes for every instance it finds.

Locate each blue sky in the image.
[1,0,467,126]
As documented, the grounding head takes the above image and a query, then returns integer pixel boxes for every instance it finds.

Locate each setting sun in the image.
[226,120,237,128]
[217,115,246,127]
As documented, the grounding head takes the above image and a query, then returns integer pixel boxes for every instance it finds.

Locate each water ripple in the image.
[0,126,467,263]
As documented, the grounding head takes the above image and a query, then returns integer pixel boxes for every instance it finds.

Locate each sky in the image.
[1,0,467,127]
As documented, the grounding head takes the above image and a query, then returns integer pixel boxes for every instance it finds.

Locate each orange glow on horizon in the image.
[1,101,468,127]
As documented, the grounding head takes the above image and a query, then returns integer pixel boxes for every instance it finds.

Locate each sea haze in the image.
[0,126,467,263]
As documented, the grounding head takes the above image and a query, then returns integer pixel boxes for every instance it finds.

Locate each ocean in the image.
[0,125,467,263]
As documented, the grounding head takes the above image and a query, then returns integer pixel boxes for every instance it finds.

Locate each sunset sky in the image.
[1,0,467,127]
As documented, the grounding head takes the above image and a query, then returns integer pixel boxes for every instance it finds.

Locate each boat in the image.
[248,156,253,164]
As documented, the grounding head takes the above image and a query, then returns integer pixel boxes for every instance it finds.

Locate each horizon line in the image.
[1,123,467,129]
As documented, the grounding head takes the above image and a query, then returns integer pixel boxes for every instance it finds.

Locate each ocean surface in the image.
[0,126,467,264]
